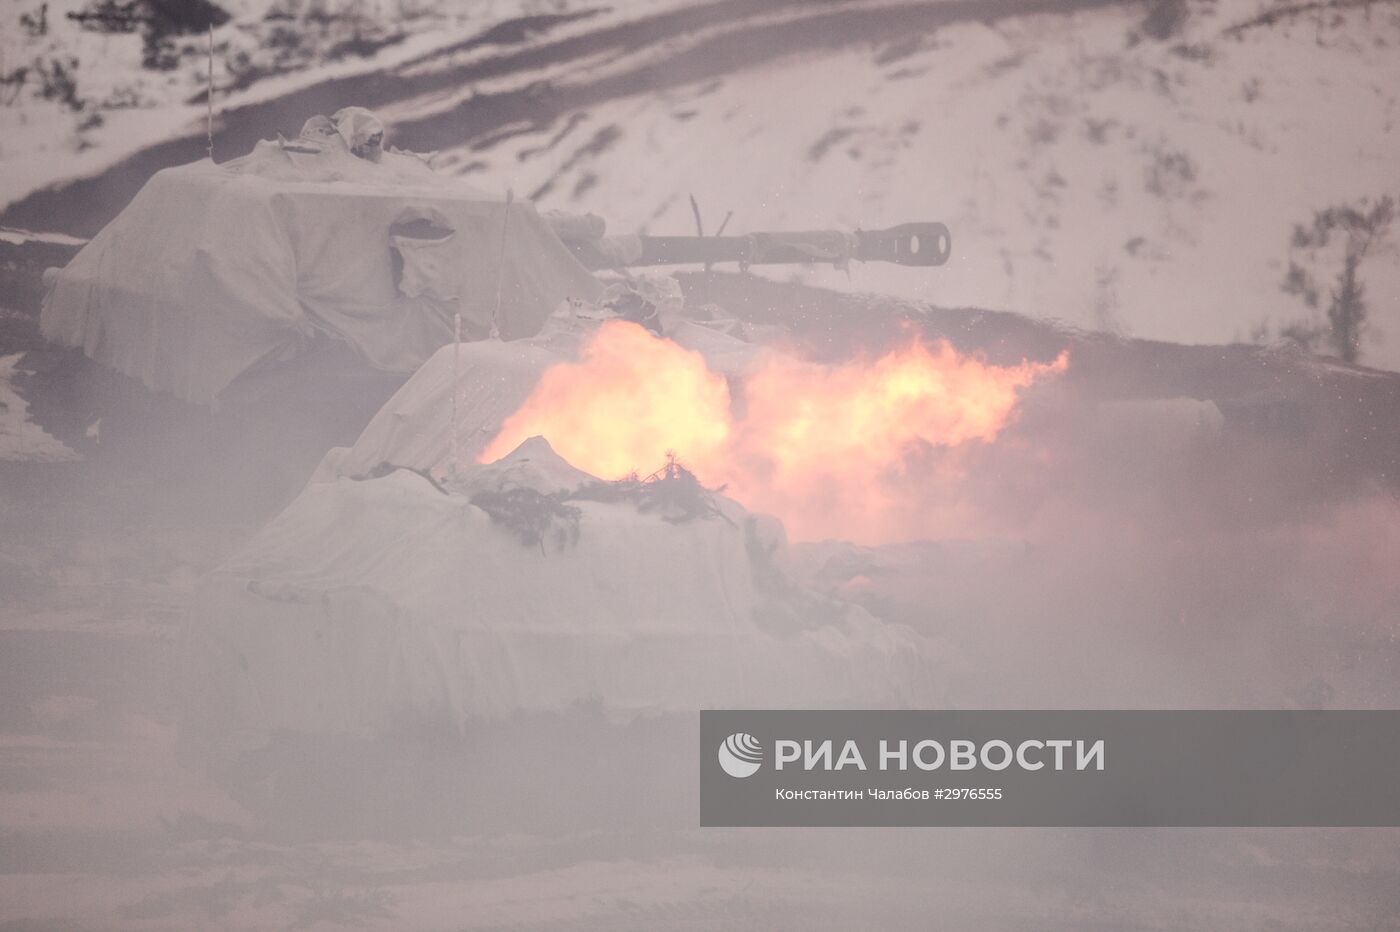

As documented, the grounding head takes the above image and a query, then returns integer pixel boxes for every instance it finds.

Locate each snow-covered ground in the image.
[412,0,1400,367]
[0,0,664,208]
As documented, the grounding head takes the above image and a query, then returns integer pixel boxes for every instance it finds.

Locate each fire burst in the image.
[480,320,1067,543]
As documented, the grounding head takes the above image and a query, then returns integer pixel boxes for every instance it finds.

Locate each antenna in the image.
[206,23,214,161]
[489,188,514,341]
[450,311,461,480]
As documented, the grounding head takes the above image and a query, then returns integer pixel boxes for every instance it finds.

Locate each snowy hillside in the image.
[404,0,1400,367]
[0,0,669,211]
[6,0,1396,368]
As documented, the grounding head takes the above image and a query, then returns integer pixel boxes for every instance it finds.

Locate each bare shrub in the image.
[1143,145,1197,198]
[1281,197,1395,363]
[1141,0,1189,40]
[69,0,230,72]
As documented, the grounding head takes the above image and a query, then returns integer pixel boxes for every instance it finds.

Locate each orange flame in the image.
[480,320,733,479]
[480,321,1067,543]
[728,340,1068,542]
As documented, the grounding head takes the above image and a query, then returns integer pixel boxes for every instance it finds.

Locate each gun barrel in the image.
[568,222,951,271]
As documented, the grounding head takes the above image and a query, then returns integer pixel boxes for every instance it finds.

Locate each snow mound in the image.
[460,434,596,496]
[181,441,937,749]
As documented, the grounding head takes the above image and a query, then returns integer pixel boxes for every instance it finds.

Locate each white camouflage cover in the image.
[40,143,600,405]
